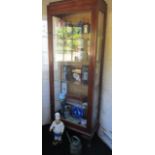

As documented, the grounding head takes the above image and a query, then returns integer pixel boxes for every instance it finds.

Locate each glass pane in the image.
[92,11,104,128]
[52,12,91,128]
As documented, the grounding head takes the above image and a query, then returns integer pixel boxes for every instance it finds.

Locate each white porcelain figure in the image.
[49,112,65,145]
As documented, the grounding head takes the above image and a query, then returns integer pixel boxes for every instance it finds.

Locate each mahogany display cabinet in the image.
[47,0,107,140]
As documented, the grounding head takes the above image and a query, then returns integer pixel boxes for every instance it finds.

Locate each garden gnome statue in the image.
[49,112,65,145]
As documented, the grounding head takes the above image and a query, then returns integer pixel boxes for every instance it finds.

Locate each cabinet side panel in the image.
[92,11,104,128]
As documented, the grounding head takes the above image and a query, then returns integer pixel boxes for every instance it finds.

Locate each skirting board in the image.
[98,126,112,149]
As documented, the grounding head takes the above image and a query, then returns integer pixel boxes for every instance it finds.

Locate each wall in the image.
[42,19,51,125]
[42,0,62,19]
[42,0,63,125]
[42,0,112,149]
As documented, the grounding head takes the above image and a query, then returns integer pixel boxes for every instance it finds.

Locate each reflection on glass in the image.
[52,12,91,128]
[92,11,104,128]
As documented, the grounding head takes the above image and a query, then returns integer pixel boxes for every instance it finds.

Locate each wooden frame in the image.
[47,0,107,140]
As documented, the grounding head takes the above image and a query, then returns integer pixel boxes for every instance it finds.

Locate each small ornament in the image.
[78,48,88,62]
[82,65,89,84]
[83,23,90,34]
[49,113,65,145]
[72,68,82,82]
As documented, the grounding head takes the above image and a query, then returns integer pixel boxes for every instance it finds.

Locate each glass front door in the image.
[52,12,92,128]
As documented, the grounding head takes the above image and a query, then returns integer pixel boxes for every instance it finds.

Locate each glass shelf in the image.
[61,117,87,128]
[55,61,89,65]
[54,79,88,85]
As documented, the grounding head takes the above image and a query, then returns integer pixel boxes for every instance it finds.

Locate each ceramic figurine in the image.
[49,112,65,145]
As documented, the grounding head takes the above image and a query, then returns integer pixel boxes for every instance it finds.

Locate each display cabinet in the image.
[47,0,107,140]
